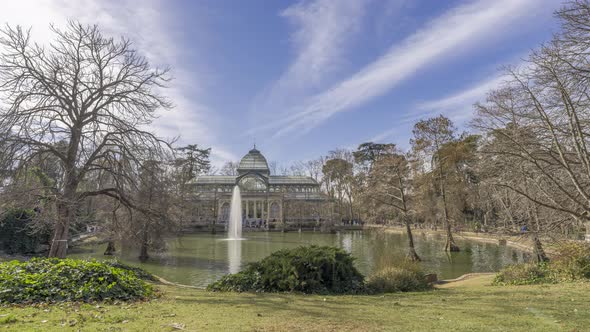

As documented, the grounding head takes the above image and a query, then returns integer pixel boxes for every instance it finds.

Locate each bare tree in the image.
[304,157,324,182]
[134,158,173,261]
[0,22,172,257]
[411,115,460,252]
[289,161,307,176]
[172,144,210,228]
[366,149,420,261]
[469,0,590,254]
[279,164,290,176]
[473,47,590,231]
[323,158,354,223]
[219,161,239,176]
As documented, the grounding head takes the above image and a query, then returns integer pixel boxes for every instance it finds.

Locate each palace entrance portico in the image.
[193,147,327,230]
[218,196,284,228]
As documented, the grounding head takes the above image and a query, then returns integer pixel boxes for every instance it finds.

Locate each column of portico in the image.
[254,200,258,218]
[266,200,270,226]
[245,200,249,218]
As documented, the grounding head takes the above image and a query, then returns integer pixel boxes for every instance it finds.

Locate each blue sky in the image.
[1,0,562,166]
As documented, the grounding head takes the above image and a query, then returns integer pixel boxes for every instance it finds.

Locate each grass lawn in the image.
[1,275,589,331]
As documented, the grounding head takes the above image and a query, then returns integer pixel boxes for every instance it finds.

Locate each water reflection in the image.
[341,232,353,253]
[227,240,242,274]
[69,230,529,287]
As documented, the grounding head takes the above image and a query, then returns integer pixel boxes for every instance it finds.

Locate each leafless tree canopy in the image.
[0,21,173,257]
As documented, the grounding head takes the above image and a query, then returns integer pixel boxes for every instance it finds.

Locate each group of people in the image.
[243,217,267,229]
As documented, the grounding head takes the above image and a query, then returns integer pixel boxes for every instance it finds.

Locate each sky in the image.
[0,0,563,167]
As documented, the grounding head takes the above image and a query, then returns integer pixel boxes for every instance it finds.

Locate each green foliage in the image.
[366,263,433,293]
[0,209,51,255]
[208,246,365,294]
[492,263,551,286]
[0,258,154,304]
[549,242,590,281]
[494,242,590,286]
[207,267,263,293]
[104,260,158,281]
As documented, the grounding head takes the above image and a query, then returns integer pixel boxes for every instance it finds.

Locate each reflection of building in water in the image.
[191,147,330,229]
[341,232,353,253]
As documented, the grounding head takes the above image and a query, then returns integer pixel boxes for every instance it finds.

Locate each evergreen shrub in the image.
[0,258,154,304]
[0,209,51,255]
[208,245,365,294]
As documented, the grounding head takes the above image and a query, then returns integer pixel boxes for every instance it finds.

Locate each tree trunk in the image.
[529,204,548,262]
[532,234,549,263]
[48,201,72,258]
[444,219,460,252]
[439,166,459,252]
[139,220,150,261]
[104,240,116,255]
[139,242,149,261]
[321,200,334,233]
[48,128,81,258]
[405,215,421,261]
[139,228,149,261]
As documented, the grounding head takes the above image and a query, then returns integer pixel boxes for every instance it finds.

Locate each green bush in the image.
[104,260,158,281]
[492,263,552,285]
[549,242,590,281]
[208,245,365,294]
[493,242,590,286]
[366,264,432,293]
[0,209,51,255]
[0,258,154,304]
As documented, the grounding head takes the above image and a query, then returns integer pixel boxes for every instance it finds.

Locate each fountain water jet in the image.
[228,185,243,240]
[227,239,242,274]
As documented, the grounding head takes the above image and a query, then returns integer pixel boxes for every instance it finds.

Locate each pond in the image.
[69,230,529,288]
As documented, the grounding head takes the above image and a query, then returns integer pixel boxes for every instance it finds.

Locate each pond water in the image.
[69,231,529,288]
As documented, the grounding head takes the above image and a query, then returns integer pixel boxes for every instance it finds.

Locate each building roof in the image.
[238,147,269,174]
[268,176,318,185]
[194,176,236,185]
[194,148,319,187]
[194,175,319,186]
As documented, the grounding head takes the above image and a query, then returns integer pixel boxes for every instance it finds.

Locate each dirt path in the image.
[436,273,495,288]
[365,224,535,253]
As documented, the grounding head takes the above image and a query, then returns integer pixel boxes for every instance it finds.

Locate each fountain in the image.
[228,185,243,240]
[227,239,242,274]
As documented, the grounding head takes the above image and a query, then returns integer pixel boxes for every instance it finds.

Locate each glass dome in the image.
[237,147,270,175]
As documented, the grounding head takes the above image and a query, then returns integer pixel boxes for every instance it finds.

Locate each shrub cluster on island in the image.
[207,245,432,294]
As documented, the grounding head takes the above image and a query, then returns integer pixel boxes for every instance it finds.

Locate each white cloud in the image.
[419,77,503,111]
[280,0,368,88]
[255,0,369,114]
[416,75,509,121]
[368,73,515,144]
[254,0,546,138]
[0,0,236,164]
